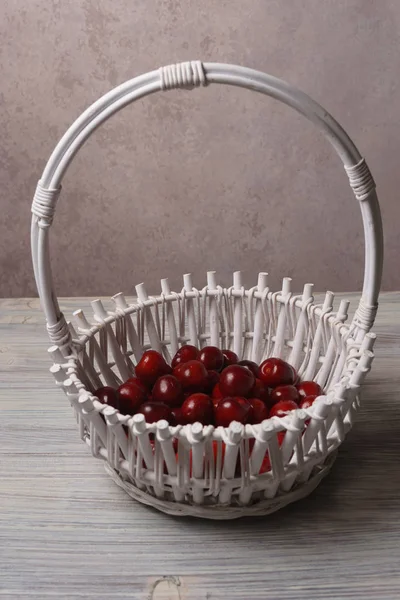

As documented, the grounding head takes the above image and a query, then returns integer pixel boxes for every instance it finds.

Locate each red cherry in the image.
[171,344,199,368]
[259,358,296,387]
[199,346,224,372]
[138,401,171,423]
[214,397,249,427]
[248,398,269,424]
[124,376,148,394]
[205,370,220,393]
[135,350,171,388]
[181,393,214,425]
[299,394,318,410]
[212,382,224,400]
[270,385,300,405]
[296,380,322,399]
[238,359,260,379]
[219,365,255,398]
[170,406,185,425]
[95,386,121,411]
[250,378,270,404]
[269,400,298,418]
[118,381,148,414]
[222,349,239,368]
[233,397,252,423]
[152,375,183,407]
[173,360,209,392]
[212,396,222,408]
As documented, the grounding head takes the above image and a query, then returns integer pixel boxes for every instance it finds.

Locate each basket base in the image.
[104,452,337,520]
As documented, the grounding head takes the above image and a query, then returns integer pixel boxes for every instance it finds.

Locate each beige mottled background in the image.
[0,1,399,298]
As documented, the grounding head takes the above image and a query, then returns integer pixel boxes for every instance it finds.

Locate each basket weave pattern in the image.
[31,62,383,518]
[49,273,374,517]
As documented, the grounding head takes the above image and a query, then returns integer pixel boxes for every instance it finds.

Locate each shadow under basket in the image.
[31,62,383,519]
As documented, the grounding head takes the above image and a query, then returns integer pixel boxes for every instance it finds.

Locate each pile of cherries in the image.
[95,345,322,427]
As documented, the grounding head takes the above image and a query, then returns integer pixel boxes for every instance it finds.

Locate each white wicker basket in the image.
[31,62,383,519]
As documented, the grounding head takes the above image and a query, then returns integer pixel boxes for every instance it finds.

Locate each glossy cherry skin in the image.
[205,370,220,393]
[299,394,318,410]
[238,360,260,379]
[173,360,209,392]
[259,358,296,388]
[222,349,239,368]
[219,365,255,398]
[269,399,298,418]
[124,376,148,394]
[199,346,224,372]
[248,398,269,424]
[250,378,271,404]
[170,406,185,425]
[171,344,199,369]
[152,375,183,407]
[270,384,299,406]
[138,401,171,423]
[181,393,214,425]
[212,383,223,400]
[214,397,250,427]
[296,380,322,400]
[135,350,171,388]
[95,386,121,411]
[211,389,224,408]
[118,381,148,414]
[233,397,253,423]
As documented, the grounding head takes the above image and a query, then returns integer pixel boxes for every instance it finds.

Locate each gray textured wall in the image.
[1,1,399,298]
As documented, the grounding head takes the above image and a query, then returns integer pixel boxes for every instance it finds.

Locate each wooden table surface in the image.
[1,293,400,600]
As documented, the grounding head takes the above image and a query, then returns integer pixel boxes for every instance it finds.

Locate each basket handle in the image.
[31,61,383,354]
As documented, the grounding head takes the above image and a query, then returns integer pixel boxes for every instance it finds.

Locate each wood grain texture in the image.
[1,293,400,599]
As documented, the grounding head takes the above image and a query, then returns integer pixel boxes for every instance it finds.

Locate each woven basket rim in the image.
[60,286,369,440]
